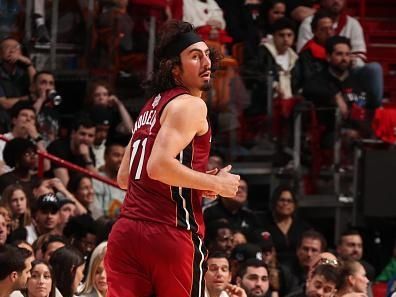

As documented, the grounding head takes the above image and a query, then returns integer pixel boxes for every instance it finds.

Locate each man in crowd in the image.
[0,244,33,297]
[336,229,376,280]
[0,213,7,246]
[41,234,67,262]
[206,220,235,258]
[205,252,233,297]
[47,116,96,185]
[236,259,270,297]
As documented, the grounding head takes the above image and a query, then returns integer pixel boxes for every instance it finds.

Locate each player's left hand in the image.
[225,284,247,297]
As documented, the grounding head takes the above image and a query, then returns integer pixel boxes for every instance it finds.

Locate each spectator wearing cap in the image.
[47,116,97,186]
[257,231,299,296]
[260,185,310,268]
[89,106,112,169]
[204,178,260,238]
[84,81,133,144]
[230,243,263,283]
[0,138,40,199]
[25,193,61,244]
[0,101,48,174]
[92,141,126,217]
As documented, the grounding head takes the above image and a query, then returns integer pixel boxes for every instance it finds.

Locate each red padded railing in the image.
[0,134,120,189]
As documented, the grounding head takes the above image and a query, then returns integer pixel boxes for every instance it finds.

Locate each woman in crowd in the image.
[85,80,133,139]
[79,241,108,297]
[261,185,310,267]
[336,260,370,297]
[24,259,56,297]
[1,184,32,231]
[67,174,102,220]
[50,245,85,297]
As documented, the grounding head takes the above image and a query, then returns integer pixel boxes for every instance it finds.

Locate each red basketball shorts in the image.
[104,217,207,297]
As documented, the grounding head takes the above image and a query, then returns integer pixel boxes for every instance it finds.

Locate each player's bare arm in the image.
[117,138,132,189]
[147,94,240,197]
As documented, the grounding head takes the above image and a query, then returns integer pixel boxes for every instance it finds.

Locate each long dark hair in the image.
[25,259,56,297]
[143,20,222,98]
[49,245,84,297]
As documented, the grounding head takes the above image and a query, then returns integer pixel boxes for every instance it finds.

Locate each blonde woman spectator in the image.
[79,241,108,297]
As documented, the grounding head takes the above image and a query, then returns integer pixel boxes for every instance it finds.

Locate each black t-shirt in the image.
[47,138,96,172]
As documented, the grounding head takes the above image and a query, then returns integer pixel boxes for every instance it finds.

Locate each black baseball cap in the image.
[36,193,60,213]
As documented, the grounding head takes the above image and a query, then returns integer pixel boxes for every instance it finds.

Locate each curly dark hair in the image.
[143,20,222,98]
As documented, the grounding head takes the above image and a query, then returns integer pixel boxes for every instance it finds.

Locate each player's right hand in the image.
[216,165,240,198]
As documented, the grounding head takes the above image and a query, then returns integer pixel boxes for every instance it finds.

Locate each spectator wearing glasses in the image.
[260,185,310,268]
[0,138,40,200]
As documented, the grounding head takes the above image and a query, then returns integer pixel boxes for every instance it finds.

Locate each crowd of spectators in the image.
[0,0,393,297]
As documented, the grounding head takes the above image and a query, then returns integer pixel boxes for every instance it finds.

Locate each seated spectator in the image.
[25,259,56,297]
[260,185,311,268]
[40,234,68,262]
[258,231,299,296]
[89,106,112,169]
[296,10,334,86]
[303,36,376,144]
[25,193,61,245]
[47,116,97,186]
[288,264,339,297]
[236,258,271,297]
[85,81,133,143]
[183,0,231,43]
[336,229,375,281]
[205,220,235,258]
[0,37,36,110]
[30,70,62,147]
[297,0,383,106]
[95,215,115,245]
[0,102,48,175]
[205,252,242,297]
[57,199,77,235]
[336,260,370,297]
[78,241,108,297]
[290,230,327,286]
[204,178,260,238]
[1,184,32,232]
[67,174,103,220]
[244,17,299,118]
[92,142,126,217]
[0,244,33,297]
[0,213,7,245]
[244,0,287,63]
[0,138,40,200]
[49,245,85,297]
[63,214,97,260]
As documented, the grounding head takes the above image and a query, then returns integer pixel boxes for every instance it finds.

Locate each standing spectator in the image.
[296,10,334,86]
[79,241,108,297]
[30,71,61,146]
[0,244,33,297]
[1,184,32,232]
[236,259,271,297]
[336,229,376,281]
[0,102,48,175]
[92,142,126,216]
[0,37,36,110]
[50,245,85,297]
[0,138,40,200]
[24,259,56,297]
[47,117,96,186]
[204,178,260,237]
[260,185,310,268]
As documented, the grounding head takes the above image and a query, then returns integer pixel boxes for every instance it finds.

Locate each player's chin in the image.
[200,81,211,92]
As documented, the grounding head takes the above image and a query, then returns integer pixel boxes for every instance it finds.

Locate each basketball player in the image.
[104,20,240,297]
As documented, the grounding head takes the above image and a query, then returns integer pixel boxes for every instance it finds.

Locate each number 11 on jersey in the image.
[129,138,148,180]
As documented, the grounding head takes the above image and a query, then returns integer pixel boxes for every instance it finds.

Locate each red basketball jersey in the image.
[121,87,211,238]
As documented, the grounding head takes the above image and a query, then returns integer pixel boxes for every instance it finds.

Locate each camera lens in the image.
[47,90,62,106]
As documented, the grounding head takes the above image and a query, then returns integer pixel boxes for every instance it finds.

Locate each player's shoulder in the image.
[168,93,207,113]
